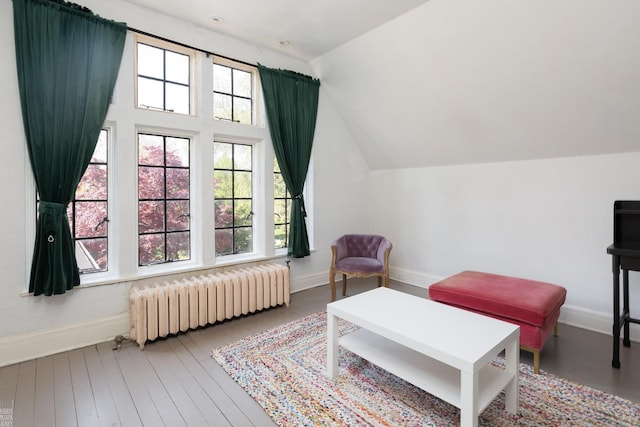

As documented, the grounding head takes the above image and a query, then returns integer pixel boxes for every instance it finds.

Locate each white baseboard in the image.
[559,304,639,343]
[3,268,636,367]
[0,313,129,367]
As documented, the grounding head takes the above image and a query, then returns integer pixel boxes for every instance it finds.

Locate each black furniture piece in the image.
[607,200,640,368]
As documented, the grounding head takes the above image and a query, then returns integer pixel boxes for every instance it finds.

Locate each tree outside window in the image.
[138,133,191,265]
[214,141,253,255]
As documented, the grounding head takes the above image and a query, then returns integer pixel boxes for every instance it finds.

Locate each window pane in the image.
[213,64,232,93]
[165,83,189,115]
[275,224,287,249]
[138,167,165,199]
[234,97,252,124]
[166,168,189,199]
[214,140,254,257]
[214,142,232,168]
[233,69,251,97]
[274,173,287,198]
[76,164,107,200]
[75,202,107,238]
[91,130,108,163]
[165,51,189,85]
[234,171,251,198]
[213,93,232,121]
[234,227,252,254]
[214,200,233,228]
[137,77,164,110]
[139,201,165,233]
[215,229,233,256]
[234,200,252,227]
[138,133,191,266]
[139,234,165,265]
[274,199,287,224]
[139,134,165,165]
[167,231,190,261]
[166,137,189,167]
[77,238,107,272]
[137,43,164,79]
[214,170,232,199]
[234,144,252,170]
[166,200,189,231]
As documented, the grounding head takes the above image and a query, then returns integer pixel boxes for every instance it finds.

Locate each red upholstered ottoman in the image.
[428,271,567,373]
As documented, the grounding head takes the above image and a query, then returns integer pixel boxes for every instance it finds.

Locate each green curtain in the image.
[13,0,126,296]
[258,64,320,258]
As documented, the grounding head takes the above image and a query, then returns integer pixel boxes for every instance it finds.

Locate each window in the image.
[69,129,109,273]
[36,130,110,274]
[213,60,255,124]
[214,141,253,256]
[138,133,191,266]
[274,158,291,249]
[137,41,191,114]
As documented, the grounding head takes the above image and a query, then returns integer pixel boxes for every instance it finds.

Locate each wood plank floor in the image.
[1,280,638,426]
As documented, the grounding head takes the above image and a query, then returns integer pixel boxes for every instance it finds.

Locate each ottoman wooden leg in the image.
[532,350,540,374]
[522,345,541,374]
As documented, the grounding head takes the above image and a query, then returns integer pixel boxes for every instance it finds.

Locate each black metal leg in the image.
[612,256,621,369]
[623,269,631,347]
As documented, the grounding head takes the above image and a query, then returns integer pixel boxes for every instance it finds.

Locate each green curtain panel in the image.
[13,0,126,295]
[258,64,320,258]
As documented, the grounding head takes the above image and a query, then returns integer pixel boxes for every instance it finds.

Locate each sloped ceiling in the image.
[311,0,640,169]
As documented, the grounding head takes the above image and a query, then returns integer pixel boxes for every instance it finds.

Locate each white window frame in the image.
[212,56,259,126]
[135,35,197,116]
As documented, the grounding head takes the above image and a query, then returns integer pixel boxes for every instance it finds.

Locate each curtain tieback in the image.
[38,201,67,243]
[294,194,307,217]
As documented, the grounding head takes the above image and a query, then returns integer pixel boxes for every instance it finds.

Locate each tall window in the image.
[274,158,291,249]
[214,141,253,256]
[138,133,191,266]
[137,41,191,114]
[213,60,254,124]
[69,129,109,273]
[37,130,110,274]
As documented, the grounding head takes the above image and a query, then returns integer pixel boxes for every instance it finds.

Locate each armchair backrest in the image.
[333,234,391,261]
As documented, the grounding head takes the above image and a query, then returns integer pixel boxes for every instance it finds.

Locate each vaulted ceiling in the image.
[122,0,640,170]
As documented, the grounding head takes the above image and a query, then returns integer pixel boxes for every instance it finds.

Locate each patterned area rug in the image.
[211,311,640,426]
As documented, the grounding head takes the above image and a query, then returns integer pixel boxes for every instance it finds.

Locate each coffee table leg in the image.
[504,335,519,414]
[460,371,479,427]
[327,312,339,378]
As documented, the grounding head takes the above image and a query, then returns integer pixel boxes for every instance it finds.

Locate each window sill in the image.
[20,253,293,296]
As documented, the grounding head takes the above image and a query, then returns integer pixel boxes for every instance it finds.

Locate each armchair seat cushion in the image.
[335,257,384,273]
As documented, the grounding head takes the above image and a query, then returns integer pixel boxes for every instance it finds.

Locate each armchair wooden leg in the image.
[377,276,382,287]
[329,269,336,302]
[342,274,347,296]
[554,323,559,337]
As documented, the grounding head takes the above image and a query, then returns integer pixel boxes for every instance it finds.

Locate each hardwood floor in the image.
[1,280,638,426]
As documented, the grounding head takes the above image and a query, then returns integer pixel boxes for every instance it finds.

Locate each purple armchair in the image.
[329,234,393,301]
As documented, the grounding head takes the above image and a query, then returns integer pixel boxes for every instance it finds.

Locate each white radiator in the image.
[129,263,290,349]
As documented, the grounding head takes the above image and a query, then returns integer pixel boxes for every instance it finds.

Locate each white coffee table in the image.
[327,287,519,427]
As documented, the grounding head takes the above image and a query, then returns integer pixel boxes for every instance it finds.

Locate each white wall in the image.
[0,0,369,366]
[371,152,640,335]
